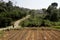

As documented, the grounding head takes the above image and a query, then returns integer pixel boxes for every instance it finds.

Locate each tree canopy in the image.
[0,1,30,27]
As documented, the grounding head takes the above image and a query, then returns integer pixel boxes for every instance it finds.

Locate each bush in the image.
[40,20,52,27]
[0,17,12,28]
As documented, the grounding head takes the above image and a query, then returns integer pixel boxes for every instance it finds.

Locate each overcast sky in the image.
[3,0,60,9]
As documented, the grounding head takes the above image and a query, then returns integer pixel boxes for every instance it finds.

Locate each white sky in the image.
[3,0,60,9]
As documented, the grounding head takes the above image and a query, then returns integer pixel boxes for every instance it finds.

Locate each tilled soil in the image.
[0,28,60,40]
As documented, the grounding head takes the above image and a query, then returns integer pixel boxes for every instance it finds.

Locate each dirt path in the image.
[0,15,30,30]
[14,15,30,28]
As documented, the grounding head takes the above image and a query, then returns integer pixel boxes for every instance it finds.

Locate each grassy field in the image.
[0,30,4,38]
[50,26,60,29]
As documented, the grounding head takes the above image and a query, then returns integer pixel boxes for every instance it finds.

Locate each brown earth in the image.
[0,28,60,40]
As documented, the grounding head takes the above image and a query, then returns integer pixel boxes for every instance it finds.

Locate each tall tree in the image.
[6,1,13,11]
[46,2,59,21]
[47,2,58,14]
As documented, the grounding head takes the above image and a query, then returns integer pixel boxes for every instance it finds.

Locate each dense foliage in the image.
[0,1,30,27]
[0,1,60,28]
[20,2,60,27]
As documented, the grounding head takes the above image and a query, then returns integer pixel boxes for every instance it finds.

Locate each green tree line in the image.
[20,2,60,27]
[0,1,30,27]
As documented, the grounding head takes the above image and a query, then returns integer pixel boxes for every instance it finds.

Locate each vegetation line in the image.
[0,15,30,30]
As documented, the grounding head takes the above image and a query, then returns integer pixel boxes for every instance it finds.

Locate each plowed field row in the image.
[0,29,60,40]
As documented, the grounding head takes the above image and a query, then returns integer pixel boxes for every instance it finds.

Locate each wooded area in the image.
[0,1,60,28]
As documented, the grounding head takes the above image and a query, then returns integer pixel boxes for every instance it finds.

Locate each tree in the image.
[0,1,28,27]
[50,9,59,21]
[6,1,13,11]
[42,8,46,13]
[45,2,59,21]
[51,2,58,7]
[47,2,58,14]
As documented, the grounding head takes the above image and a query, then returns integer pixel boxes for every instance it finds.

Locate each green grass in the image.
[51,26,60,29]
[50,26,60,29]
[0,31,4,38]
